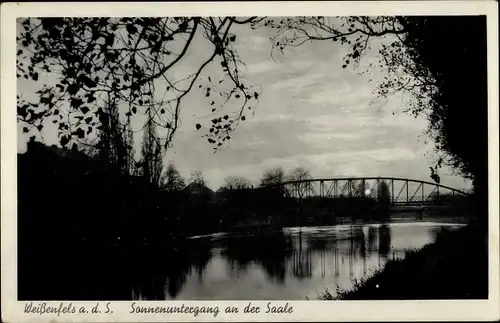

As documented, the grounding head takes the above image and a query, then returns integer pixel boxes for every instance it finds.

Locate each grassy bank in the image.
[318,222,488,300]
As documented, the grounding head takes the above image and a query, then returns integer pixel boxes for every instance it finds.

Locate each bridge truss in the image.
[270,177,469,206]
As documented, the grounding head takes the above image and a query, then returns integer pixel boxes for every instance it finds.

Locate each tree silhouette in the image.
[189,171,206,185]
[286,167,311,182]
[224,175,252,189]
[74,94,135,174]
[17,17,264,152]
[96,95,132,174]
[260,167,286,186]
[286,167,312,197]
[377,180,391,217]
[355,181,367,197]
[161,162,185,192]
[140,109,163,187]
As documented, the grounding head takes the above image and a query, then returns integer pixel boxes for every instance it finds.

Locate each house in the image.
[183,181,215,200]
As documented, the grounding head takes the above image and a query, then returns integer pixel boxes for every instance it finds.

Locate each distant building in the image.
[215,187,228,195]
[24,139,90,163]
[183,182,215,199]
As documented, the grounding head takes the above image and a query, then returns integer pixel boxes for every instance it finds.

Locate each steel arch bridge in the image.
[266,177,469,206]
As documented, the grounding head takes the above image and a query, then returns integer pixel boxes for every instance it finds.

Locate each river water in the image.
[131,221,465,300]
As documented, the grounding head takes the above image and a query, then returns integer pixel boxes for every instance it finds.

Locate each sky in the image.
[16,18,472,191]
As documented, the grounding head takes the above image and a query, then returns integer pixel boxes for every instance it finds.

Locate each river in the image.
[131,221,465,300]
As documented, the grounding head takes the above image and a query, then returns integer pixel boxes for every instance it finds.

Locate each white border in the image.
[1,2,499,322]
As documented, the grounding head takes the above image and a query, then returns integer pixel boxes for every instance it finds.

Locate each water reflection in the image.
[379,224,392,259]
[132,242,213,300]
[130,222,463,300]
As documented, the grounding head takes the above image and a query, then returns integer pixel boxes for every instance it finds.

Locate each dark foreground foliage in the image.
[318,222,488,300]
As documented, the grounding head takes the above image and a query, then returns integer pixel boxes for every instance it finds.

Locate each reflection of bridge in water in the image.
[266,177,469,206]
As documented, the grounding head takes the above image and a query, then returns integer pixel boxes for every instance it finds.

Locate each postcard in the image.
[1,1,499,322]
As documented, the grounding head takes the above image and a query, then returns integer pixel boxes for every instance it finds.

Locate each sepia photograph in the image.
[1,1,499,322]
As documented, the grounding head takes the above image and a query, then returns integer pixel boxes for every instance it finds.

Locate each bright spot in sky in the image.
[365,189,371,196]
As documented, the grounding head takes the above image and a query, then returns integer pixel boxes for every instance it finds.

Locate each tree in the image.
[377,180,391,217]
[75,95,135,175]
[161,162,185,192]
[377,180,391,203]
[287,167,311,182]
[224,176,252,189]
[95,96,131,173]
[265,16,487,192]
[287,167,312,196]
[140,109,163,187]
[355,181,367,197]
[189,171,205,185]
[17,17,264,152]
[260,167,286,186]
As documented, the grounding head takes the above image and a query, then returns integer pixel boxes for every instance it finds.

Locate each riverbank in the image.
[318,221,488,300]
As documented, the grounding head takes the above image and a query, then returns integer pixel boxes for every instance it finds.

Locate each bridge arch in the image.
[265,177,469,205]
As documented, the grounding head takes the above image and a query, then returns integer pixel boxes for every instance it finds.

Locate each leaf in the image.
[73,128,85,139]
[195,124,201,130]
[105,34,115,47]
[67,83,79,95]
[80,106,90,114]
[82,75,97,88]
[60,135,70,147]
[126,24,138,34]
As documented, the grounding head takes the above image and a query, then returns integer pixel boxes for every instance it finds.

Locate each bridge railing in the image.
[261,177,469,206]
